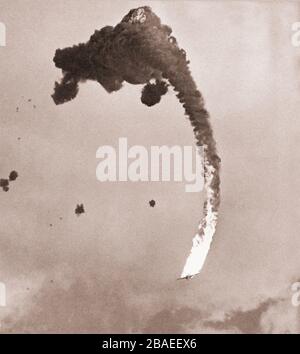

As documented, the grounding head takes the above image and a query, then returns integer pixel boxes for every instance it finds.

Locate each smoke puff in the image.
[52,74,79,105]
[75,204,85,216]
[1,171,19,192]
[141,80,168,106]
[9,170,18,181]
[0,178,9,192]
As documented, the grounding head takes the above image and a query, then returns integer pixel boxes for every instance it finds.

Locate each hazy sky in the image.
[0,0,300,333]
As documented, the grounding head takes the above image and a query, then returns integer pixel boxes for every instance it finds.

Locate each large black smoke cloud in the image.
[52,6,221,277]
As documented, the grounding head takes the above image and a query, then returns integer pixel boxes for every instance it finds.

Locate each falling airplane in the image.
[177,272,200,280]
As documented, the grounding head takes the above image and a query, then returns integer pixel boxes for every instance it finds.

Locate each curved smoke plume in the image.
[52,6,221,279]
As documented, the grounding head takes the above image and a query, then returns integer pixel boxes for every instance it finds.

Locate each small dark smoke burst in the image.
[52,74,79,105]
[53,6,221,277]
[1,171,19,192]
[9,170,18,181]
[75,204,85,216]
[149,200,156,207]
[141,80,168,106]
[0,179,9,192]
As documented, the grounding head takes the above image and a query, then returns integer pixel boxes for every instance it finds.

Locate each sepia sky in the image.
[0,0,300,333]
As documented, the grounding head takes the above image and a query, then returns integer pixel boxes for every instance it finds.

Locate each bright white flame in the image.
[180,147,218,279]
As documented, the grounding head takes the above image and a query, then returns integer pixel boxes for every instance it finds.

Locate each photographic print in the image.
[0,0,300,338]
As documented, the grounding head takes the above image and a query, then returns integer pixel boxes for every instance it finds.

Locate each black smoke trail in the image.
[52,6,221,278]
